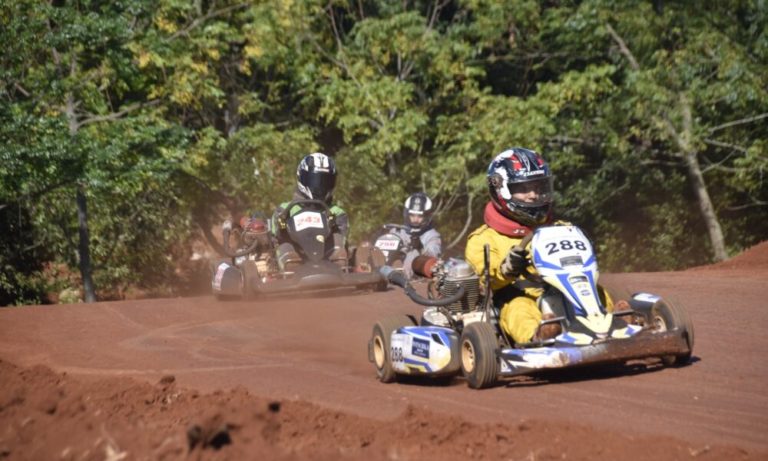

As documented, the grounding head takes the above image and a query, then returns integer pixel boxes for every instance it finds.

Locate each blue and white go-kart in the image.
[368,225,694,389]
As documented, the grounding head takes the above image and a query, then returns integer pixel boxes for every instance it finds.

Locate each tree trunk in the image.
[607,29,729,263]
[66,90,97,303]
[682,151,728,261]
[673,93,728,262]
[76,185,96,302]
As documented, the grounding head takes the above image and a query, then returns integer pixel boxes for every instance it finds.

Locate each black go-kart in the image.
[212,199,385,300]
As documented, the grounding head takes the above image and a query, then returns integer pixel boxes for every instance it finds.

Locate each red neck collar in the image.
[483,202,532,237]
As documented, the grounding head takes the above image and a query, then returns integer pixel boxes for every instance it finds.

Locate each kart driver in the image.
[391,192,442,278]
[271,153,349,271]
[465,147,621,344]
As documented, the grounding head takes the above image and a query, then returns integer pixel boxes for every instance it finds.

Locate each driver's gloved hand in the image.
[500,245,528,278]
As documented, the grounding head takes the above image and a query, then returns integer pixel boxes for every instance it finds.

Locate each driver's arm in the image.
[270,205,287,238]
[421,229,442,258]
[330,206,349,238]
[465,227,516,290]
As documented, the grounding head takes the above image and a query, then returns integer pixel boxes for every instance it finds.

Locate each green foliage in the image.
[2,0,766,305]
[0,206,50,306]
[187,123,318,215]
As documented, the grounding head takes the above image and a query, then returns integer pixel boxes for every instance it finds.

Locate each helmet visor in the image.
[304,171,336,201]
[506,177,553,208]
[407,212,425,228]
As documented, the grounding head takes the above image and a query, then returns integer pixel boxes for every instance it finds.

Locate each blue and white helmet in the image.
[487,147,553,226]
[297,153,337,204]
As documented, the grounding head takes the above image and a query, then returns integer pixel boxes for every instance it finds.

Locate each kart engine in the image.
[239,216,271,252]
[431,259,480,314]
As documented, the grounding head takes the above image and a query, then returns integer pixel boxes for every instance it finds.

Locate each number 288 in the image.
[545,240,587,254]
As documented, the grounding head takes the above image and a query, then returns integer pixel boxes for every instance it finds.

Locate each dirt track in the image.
[1,243,767,460]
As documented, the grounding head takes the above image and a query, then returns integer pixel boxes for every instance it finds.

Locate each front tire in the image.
[212,258,236,301]
[241,260,259,301]
[371,316,416,383]
[373,277,389,292]
[652,299,695,366]
[460,322,499,389]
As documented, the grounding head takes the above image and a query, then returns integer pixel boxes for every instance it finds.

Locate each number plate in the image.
[375,237,400,250]
[292,211,323,231]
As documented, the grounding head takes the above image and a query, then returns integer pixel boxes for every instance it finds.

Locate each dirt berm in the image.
[1,242,767,460]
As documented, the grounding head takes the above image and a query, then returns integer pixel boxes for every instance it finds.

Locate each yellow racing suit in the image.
[465,223,616,344]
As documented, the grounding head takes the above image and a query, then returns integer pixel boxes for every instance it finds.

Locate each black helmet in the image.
[403,192,434,232]
[297,153,337,204]
[487,147,553,226]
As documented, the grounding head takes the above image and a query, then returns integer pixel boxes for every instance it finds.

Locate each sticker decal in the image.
[391,346,404,362]
[212,262,228,290]
[633,292,661,303]
[391,335,406,365]
[411,337,430,359]
[293,211,324,231]
[375,238,400,250]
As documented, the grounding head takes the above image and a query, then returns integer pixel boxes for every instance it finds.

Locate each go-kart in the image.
[212,199,385,300]
[372,224,411,267]
[368,225,694,388]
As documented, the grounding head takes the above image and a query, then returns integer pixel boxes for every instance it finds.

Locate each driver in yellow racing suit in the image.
[465,148,621,344]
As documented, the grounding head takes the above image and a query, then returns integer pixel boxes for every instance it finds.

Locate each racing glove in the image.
[500,245,528,278]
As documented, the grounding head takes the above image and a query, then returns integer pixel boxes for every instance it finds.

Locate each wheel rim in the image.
[461,339,476,373]
[373,335,386,369]
[653,314,668,332]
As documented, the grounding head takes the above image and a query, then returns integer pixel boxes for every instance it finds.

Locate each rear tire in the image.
[652,299,695,366]
[460,322,499,389]
[371,316,416,383]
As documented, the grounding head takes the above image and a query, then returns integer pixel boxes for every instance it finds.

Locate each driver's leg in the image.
[598,285,631,312]
[276,242,301,272]
[500,295,545,344]
[350,241,381,273]
[329,233,348,268]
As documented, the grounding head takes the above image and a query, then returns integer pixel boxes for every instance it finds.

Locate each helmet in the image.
[487,147,553,226]
[403,192,434,232]
[297,153,337,204]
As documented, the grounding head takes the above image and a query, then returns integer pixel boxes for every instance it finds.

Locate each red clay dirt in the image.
[2,243,768,461]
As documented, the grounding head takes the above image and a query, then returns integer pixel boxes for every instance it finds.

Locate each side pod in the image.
[212,261,243,296]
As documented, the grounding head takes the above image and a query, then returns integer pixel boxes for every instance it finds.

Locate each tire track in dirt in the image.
[1,266,768,453]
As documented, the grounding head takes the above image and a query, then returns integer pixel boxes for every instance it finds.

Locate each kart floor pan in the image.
[498,330,690,377]
[252,272,384,295]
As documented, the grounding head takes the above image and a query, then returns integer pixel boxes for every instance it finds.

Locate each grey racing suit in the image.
[389,226,442,279]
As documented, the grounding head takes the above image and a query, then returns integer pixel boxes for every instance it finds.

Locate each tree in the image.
[3,0,766,305]
[1,0,186,303]
[592,1,767,262]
